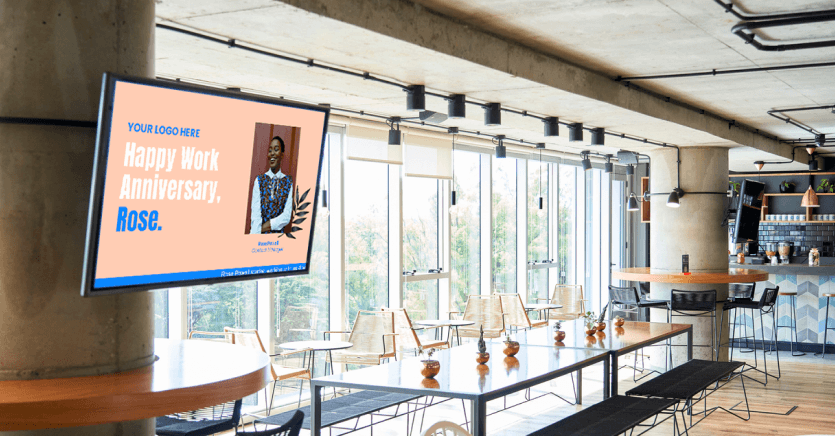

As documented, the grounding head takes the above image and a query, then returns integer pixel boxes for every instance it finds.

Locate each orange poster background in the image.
[94,82,326,280]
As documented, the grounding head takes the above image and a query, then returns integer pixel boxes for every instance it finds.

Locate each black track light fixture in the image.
[406,85,425,112]
[591,128,605,146]
[536,142,546,149]
[543,117,559,137]
[569,123,584,142]
[604,154,613,173]
[495,135,506,158]
[667,188,683,208]
[484,103,502,126]
[627,193,639,211]
[448,94,466,119]
[388,117,402,145]
[581,151,592,171]
[810,156,819,171]
[450,131,458,210]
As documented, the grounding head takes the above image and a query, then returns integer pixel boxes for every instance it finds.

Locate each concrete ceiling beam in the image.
[275,0,804,162]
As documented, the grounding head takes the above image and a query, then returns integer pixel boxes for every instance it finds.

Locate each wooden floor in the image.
[229,352,835,435]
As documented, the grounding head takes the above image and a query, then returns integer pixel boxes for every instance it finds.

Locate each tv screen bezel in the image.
[81,73,330,297]
[732,179,765,243]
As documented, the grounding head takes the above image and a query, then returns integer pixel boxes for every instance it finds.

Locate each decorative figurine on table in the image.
[595,305,608,331]
[503,333,520,357]
[476,325,490,364]
[614,315,625,327]
[553,321,566,342]
[583,311,597,336]
[420,347,440,379]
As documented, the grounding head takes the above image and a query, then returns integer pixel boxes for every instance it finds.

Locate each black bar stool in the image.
[609,285,669,378]
[720,284,755,357]
[775,289,805,357]
[668,289,717,364]
[720,286,780,385]
[815,293,835,359]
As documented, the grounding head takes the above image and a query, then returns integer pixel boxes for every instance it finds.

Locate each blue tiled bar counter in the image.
[730,262,835,352]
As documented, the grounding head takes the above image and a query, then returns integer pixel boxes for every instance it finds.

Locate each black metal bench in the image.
[527,395,679,436]
[255,390,421,434]
[626,359,749,431]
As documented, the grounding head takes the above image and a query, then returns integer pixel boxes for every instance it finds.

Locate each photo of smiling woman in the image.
[246,123,301,234]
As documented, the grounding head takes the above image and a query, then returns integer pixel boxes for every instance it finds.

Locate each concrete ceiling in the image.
[154,0,835,172]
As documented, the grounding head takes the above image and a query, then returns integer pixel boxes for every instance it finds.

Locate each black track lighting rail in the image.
[615,61,835,82]
[156,23,697,154]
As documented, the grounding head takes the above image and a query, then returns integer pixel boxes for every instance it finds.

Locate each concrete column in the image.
[0,2,155,435]
[648,147,730,364]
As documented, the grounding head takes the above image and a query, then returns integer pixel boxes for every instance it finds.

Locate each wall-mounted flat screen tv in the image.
[732,179,765,243]
[82,73,329,296]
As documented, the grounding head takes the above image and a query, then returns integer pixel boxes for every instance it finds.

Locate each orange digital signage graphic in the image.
[92,81,326,289]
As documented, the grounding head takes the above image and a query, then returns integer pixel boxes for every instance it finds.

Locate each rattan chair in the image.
[537,284,587,321]
[223,328,311,412]
[277,304,318,344]
[495,293,547,332]
[450,295,505,339]
[325,310,397,366]
[422,421,472,436]
[382,308,449,356]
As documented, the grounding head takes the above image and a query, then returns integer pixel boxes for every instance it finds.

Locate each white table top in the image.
[525,303,563,310]
[414,319,475,327]
[279,340,353,351]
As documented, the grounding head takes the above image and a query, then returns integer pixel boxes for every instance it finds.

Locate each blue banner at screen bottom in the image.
[94,263,308,289]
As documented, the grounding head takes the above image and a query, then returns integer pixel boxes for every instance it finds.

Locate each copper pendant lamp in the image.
[801,185,819,208]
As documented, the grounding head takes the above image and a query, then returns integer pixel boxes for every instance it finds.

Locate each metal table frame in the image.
[308,348,609,436]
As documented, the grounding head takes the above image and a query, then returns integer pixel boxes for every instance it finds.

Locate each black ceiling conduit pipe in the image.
[732,13,835,51]
[714,0,835,21]
[768,104,835,136]
[616,60,835,81]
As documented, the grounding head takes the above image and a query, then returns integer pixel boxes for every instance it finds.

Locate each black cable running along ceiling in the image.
[155,23,770,152]
[713,1,835,51]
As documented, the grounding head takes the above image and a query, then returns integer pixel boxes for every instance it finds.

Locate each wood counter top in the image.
[612,267,769,284]
[0,338,271,430]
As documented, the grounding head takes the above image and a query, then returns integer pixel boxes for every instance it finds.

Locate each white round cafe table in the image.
[413,320,475,346]
[525,303,563,321]
[279,340,352,378]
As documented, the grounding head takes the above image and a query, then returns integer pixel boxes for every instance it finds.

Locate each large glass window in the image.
[450,150,481,312]
[274,134,331,348]
[528,160,549,302]
[187,282,257,333]
[492,157,517,294]
[344,159,389,323]
[402,177,439,321]
[559,165,577,285]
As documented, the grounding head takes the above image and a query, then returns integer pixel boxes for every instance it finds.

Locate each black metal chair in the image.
[239,410,303,436]
[608,285,669,378]
[720,286,781,385]
[156,399,242,436]
[719,283,755,355]
[668,289,717,365]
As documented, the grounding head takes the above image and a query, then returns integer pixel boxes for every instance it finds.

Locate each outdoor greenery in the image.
[492,157,517,294]
[451,151,481,312]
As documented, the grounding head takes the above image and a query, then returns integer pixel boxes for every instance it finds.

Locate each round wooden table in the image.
[0,338,271,431]
[612,267,768,284]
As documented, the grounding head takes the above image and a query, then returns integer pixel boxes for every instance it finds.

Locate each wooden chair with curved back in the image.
[383,307,449,356]
[538,284,587,321]
[325,310,397,366]
[450,295,505,339]
[223,327,311,413]
[495,293,548,332]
